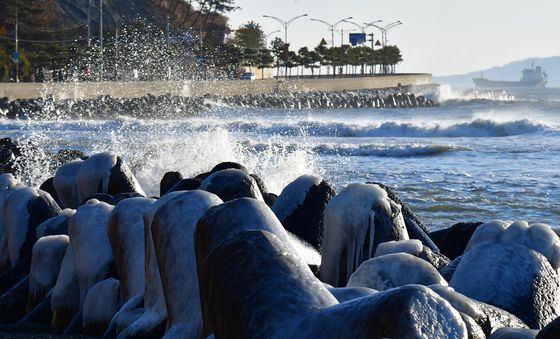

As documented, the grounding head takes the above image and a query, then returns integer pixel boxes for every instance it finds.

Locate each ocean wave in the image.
[225,118,549,138]
[311,143,465,157]
[243,142,465,158]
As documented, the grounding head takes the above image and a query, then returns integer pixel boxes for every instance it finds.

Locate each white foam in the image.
[272,175,322,222]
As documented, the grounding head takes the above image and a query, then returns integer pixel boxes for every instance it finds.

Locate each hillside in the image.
[1,0,228,41]
[434,56,560,88]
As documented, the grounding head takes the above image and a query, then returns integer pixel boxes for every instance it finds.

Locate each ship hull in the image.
[473,78,547,88]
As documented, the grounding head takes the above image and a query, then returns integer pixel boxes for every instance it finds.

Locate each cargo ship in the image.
[473,64,548,88]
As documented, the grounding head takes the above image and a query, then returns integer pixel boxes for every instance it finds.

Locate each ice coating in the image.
[29,235,69,298]
[76,152,117,202]
[321,183,409,286]
[347,253,447,290]
[465,220,560,269]
[53,159,84,209]
[374,239,424,257]
[51,243,79,311]
[429,284,529,335]
[199,169,264,202]
[0,174,19,270]
[82,278,120,332]
[36,209,75,239]
[295,284,468,339]
[68,199,114,306]
[272,174,322,221]
[488,327,538,339]
[151,190,222,339]
[108,197,155,303]
[287,232,321,267]
[450,242,560,329]
[3,186,37,266]
[117,191,187,338]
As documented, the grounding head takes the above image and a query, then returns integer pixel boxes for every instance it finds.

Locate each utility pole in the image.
[99,0,103,50]
[87,0,91,46]
[15,7,19,83]
[166,15,170,45]
[99,0,103,79]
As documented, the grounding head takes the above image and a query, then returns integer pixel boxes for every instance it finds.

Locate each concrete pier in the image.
[0,74,432,101]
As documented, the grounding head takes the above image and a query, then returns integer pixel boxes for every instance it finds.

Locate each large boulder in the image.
[320,183,408,287]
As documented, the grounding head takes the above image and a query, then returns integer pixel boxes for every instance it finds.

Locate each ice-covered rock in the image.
[108,197,155,303]
[68,199,114,307]
[374,239,450,269]
[51,244,80,330]
[430,285,529,336]
[35,209,74,238]
[199,169,263,202]
[27,235,69,311]
[450,242,560,329]
[76,152,144,202]
[117,191,188,338]
[272,175,335,250]
[347,253,447,290]
[200,228,467,339]
[53,159,83,209]
[152,190,222,339]
[82,278,120,336]
[320,183,408,287]
[488,327,538,339]
[3,186,60,268]
[465,220,560,270]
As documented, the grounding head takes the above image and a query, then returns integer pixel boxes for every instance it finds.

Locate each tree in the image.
[270,37,285,77]
[382,45,403,74]
[232,21,265,50]
[257,48,274,79]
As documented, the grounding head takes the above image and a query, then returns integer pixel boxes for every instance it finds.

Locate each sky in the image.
[227,0,560,76]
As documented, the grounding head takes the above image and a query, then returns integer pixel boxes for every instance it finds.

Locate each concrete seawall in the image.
[0,74,432,101]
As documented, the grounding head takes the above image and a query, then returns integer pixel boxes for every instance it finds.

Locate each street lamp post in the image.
[370,21,402,47]
[262,14,308,45]
[263,14,308,78]
[342,19,382,34]
[264,29,281,48]
[309,16,353,47]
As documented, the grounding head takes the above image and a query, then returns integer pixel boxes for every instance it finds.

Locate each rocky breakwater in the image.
[0,138,559,338]
[0,86,438,119]
[210,86,438,110]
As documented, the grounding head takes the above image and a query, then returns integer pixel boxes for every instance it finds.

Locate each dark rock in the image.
[159,171,183,196]
[429,222,484,260]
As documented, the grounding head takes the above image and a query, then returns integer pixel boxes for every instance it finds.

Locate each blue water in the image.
[1,86,559,231]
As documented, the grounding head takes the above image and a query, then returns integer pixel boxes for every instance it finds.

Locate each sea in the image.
[1,85,559,231]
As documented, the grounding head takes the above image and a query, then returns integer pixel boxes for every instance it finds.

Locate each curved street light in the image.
[343,19,382,33]
[369,20,403,47]
[262,14,308,44]
[264,29,281,47]
[309,16,353,46]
